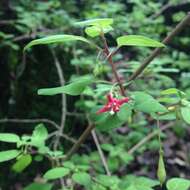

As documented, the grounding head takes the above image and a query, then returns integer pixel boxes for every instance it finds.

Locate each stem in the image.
[128,122,173,154]
[0,118,60,129]
[63,125,95,160]
[101,33,126,96]
[128,12,190,81]
[157,119,162,151]
[51,50,67,150]
[91,129,111,176]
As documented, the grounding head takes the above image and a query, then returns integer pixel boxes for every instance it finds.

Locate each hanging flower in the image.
[96,93,130,115]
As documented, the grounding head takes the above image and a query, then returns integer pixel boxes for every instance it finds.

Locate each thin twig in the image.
[66,112,84,117]
[0,118,59,129]
[128,122,173,154]
[0,118,77,144]
[51,50,67,150]
[13,28,60,42]
[91,129,111,176]
[64,125,95,161]
[0,20,15,25]
[60,134,77,144]
[149,2,172,19]
[128,12,190,81]
[150,1,190,19]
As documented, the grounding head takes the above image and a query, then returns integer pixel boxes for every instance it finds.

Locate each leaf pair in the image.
[24,18,165,52]
[76,18,165,48]
[44,167,91,187]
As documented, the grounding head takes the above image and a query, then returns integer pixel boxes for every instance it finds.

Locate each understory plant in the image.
[0,15,190,190]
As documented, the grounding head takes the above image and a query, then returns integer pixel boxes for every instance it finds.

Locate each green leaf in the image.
[181,99,190,107]
[126,184,153,190]
[75,18,113,27]
[43,167,70,180]
[96,175,119,187]
[120,175,159,190]
[96,114,123,131]
[132,91,167,113]
[117,35,165,47]
[151,112,176,121]
[38,76,94,96]
[117,103,132,121]
[12,154,32,173]
[85,25,113,37]
[0,133,20,143]
[23,183,53,190]
[72,172,91,187]
[119,152,134,164]
[76,165,90,171]
[161,88,179,95]
[0,150,20,162]
[32,124,48,140]
[134,177,159,187]
[24,35,92,51]
[180,107,190,124]
[30,124,48,147]
[166,178,190,190]
[101,144,114,152]
[107,157,119,172]
[63,161,75,170]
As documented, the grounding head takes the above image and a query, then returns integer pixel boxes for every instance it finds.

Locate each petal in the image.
[117,97,130,105]
[107,94,114,103]
[96,105,111,114]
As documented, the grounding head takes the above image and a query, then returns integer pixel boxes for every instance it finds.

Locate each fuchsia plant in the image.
[0,14,190,190]
[22,15,190,189]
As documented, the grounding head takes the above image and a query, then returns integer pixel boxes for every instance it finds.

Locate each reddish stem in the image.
[101,33,126,96]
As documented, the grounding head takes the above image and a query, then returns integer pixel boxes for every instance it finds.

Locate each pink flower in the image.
[97,94,130,115]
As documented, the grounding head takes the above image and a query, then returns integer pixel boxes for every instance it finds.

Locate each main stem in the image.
[64,33,127,161]
[101,33,126,96]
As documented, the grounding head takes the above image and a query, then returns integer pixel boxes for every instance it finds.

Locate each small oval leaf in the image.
[12,154,32,173]
[117,103,133,122]
[166,178,190,190]
[38,76,94,96]
[0,133,20,143]
[23,183,53,190]
[72,172,91,187]
[117,35,165,47]
[0,150,20,163]
[96,114,123,131]
[43,167,70,180]
[30,124,48,147]
[24,35,92,51]
[161,88,179,95]
[75,18,113,27]
[85,25,113,37]
[180,107,190,124]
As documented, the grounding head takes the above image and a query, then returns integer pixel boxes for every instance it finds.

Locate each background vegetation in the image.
[0,0,190,189]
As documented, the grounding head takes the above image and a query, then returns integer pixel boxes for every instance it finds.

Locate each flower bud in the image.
[157,151,166,186]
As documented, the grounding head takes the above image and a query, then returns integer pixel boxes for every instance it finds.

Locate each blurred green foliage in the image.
[0,0,190,189]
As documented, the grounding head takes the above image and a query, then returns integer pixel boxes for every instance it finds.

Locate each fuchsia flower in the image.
[97,94,130,115]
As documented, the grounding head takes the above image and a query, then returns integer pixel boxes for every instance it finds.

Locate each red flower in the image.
[97,94,130,115]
